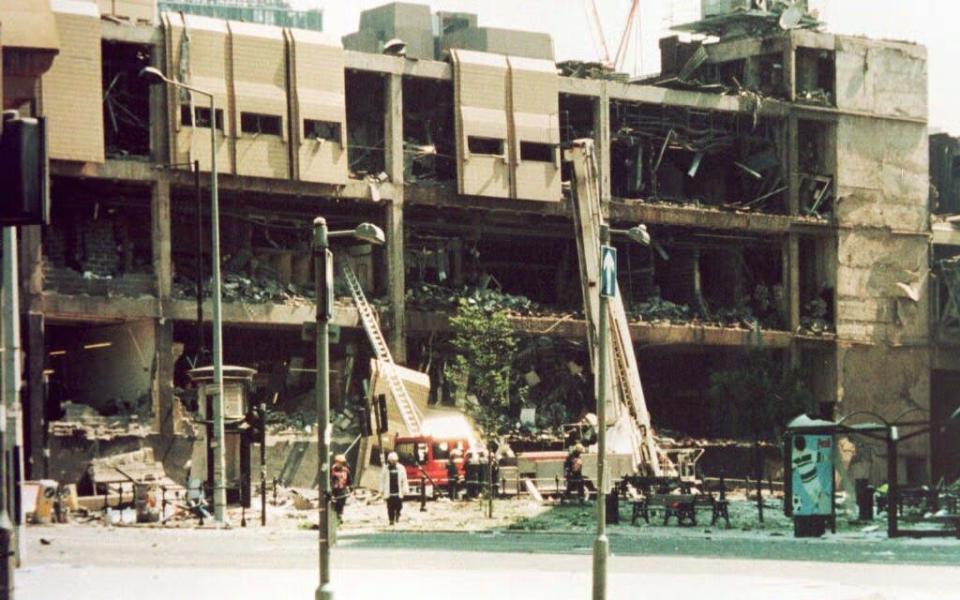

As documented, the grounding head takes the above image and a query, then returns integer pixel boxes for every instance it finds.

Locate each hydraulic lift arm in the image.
[566,139,665,476]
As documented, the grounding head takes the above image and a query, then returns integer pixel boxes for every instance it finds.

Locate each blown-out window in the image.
[304,119,342,143]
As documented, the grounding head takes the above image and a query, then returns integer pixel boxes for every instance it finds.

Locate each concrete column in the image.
[783,35,797,102]
[151,180,172,303]
[384,73,406,363]
[593,83,612,204]
[784,233,801,368]
[26,313,44,479]
[19,220,44,479]
[786,113,800,216]
[155,320,176,439]
[19,226,42,297]
[150,180,175,440]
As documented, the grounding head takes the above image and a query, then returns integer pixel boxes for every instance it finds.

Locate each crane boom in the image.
[585,0,612,66]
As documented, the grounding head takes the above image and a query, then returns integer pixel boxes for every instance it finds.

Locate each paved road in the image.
[16,526,960,599]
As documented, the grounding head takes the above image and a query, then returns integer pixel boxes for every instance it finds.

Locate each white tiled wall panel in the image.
[451,49,511,199]
[42,0,104,163]
[230,21,289,179]
[286,28,348,185]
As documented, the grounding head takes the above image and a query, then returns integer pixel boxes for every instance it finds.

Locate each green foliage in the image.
[707,350,813,440]
[445,299,519,436]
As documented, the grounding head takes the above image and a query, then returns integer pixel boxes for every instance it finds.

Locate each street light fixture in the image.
[593,222,650,600]
[313,217,384,600]
[139,66,228,524]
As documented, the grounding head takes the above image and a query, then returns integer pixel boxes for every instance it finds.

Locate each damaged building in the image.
[5,0,939,491]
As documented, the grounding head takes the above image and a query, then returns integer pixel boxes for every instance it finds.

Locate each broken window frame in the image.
[102,41,152,158]
[303,119,342,145]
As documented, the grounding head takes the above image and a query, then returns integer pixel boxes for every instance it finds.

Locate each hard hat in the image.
[387,451,399,462]
[334,454,346,464]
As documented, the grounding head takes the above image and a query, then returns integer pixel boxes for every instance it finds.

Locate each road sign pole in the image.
[593,227,613,600]
[313,218,334,600]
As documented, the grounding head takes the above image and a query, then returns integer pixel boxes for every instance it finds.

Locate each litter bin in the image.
[606,489,619,525]
[855,478,874,521]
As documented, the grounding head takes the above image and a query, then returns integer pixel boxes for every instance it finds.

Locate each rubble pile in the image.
[173,272,315,304]
[406,283,547,316]
[48,402,149,441]
[800,297,832,334]
[557,60,630,82]
[630,296,692,322]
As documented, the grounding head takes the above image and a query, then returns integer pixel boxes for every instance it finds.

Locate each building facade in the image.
[10,2,939,487]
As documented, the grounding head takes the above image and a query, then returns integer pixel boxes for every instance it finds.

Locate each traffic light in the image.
[0,111,49,226]
[375,394,388,434]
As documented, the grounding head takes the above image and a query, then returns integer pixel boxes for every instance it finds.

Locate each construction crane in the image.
[566,138,665,477]
[584,0,642,72]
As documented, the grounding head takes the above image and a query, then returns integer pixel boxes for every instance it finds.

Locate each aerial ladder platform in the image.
[566,138,666,477]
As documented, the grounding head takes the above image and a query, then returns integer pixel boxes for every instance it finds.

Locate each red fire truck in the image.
[393,434,471,496]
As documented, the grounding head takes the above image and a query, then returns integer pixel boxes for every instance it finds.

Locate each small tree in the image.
[708,349,813,523]
[446,300,518,436]
[445,300,519,516]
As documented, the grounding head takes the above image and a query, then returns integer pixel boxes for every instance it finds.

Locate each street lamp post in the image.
[312,218,385,600]
[139,67,226,523]
[592,223,649,600]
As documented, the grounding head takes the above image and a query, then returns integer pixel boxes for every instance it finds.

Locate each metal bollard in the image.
[273,477,278,506]
[420,477,427,512]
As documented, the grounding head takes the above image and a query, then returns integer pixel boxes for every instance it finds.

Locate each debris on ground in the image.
[48,402,149,441]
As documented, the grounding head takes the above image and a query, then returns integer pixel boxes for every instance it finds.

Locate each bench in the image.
[631,492,730,527]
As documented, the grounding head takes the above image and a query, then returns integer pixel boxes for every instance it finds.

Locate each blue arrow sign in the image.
[600,245,617,298]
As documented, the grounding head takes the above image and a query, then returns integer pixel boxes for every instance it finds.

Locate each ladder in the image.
[340,263,423,436]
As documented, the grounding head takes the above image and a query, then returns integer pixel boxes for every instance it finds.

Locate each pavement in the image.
[16,523,960,600]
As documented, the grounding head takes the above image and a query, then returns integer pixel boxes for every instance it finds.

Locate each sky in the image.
[291,0,960,134]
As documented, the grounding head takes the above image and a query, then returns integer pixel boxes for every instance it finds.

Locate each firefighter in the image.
[446,449,463,500]
[380,451,409,525]
[564,444,585,504]
[331,454,352,523]
[464,450,478,498]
